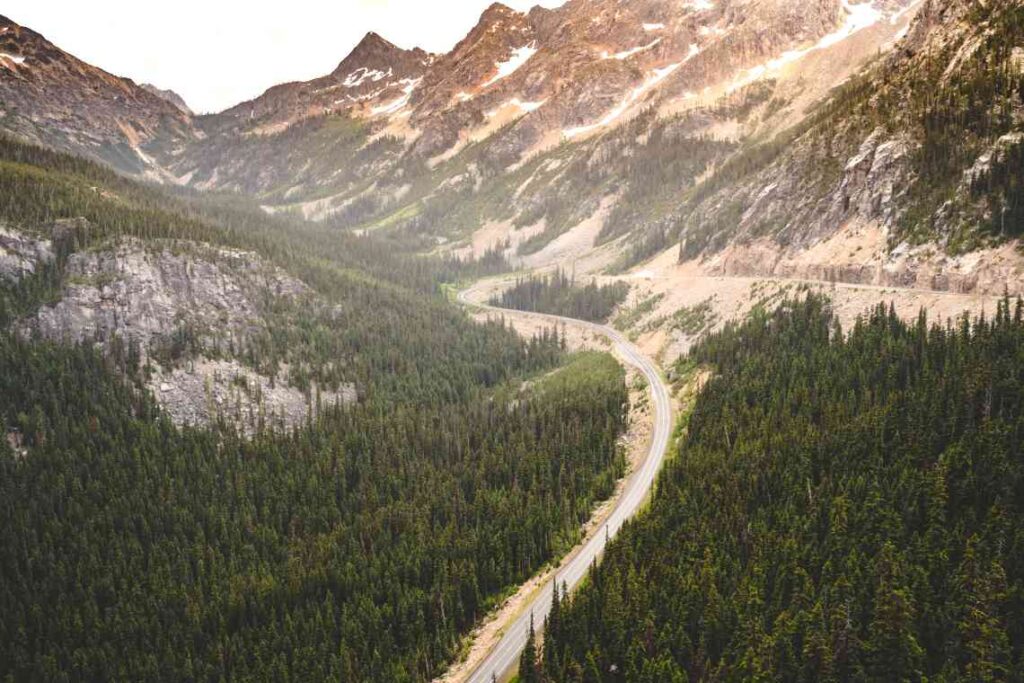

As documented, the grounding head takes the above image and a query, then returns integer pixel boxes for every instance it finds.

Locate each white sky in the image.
[6,0,567,114]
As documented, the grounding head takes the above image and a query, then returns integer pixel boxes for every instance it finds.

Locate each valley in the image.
[2,0,1024,680]
[450,284,676,683]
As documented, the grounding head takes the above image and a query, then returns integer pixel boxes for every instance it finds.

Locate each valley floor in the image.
[446,246,1008,679]
[441,285,682,683]
[458,216,1014,371]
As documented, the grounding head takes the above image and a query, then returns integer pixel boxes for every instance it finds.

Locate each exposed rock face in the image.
[21,238,353,431]
[0,16,194,177]
[140,83,193,116]
[148,359,355,433]
[27,239,306,350]
[684,124,914,257]
[0,226,53,282]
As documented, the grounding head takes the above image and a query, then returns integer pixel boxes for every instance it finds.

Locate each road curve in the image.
[457,283,674,683]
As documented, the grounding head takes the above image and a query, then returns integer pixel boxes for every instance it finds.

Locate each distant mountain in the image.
[160,0,918,220]
[140,83,193,116]
[207,31,433,137]
[0,15,194,179]
[7,0,1018,289]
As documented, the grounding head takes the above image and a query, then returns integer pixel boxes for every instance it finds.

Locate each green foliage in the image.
[0,136,630,681]
[491,270,630,324]
[0,333,628,682]
[543,296,1024,682]
[612,293,664,332]
[670,297,719,337]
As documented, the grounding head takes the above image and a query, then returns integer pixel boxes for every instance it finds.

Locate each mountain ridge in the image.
[3,0,1017,294]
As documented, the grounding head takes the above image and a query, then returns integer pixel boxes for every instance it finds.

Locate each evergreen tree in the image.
[520,614,541,683]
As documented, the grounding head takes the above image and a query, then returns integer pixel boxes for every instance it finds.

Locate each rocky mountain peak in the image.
[331,30,430,78]
[140,83,193,115]
[480,2,522,22]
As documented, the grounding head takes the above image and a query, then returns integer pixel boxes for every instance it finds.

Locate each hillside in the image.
[535,295,1024,682]
[0,129,640,681]
[0,15,194,178]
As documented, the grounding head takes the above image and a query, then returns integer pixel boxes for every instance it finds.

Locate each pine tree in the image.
[956,537,1011,683]
[520,613,541,683]
[866,546,924,681]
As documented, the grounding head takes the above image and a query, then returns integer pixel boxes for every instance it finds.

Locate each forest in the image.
[490,270,630,324]
[0,137,632,682]
[533,296,1024,682]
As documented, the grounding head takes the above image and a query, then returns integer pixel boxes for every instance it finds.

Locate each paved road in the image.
[457,284,674,683]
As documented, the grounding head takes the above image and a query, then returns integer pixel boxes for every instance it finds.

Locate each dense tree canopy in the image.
[490,270,630,324]
[0,136,631,682]
[541,296,1024,682]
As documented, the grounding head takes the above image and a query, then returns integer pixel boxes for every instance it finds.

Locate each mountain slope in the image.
[673,0,1024,267]
[0,15,194,177]
[3,0,1017,293]
[140,83,193,115]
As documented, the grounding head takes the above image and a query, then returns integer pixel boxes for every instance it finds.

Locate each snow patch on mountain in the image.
[602,39,662,60]
[371,78,421,116]
[0,52,26,66]
[727,1,883,93]
[564,51,697,139]
[509,98,546,113]
[344,67,393,88]
[642,23,666,32]
[482,43,538,87]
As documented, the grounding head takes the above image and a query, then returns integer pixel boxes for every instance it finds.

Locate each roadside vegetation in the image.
[490,269,630,324]
[537,295,1024,681]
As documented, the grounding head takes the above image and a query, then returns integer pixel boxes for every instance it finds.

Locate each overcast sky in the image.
[7,0,567,114]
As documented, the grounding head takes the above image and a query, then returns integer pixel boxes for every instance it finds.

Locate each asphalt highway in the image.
[458,285,674,683]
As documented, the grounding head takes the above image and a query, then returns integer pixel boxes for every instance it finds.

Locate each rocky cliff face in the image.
[0,226,53,282]
[20,234,354,432]
[27,239,306,350]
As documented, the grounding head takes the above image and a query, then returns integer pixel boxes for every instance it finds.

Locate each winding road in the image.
[456,283,674,683]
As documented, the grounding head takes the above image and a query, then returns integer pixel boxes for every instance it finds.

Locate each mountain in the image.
[140,83,193,115]
[668,0,1024,291]
[0,15,194,178]
[207,31,433,136]
[1,0,1019,295]
[180,0,916,231]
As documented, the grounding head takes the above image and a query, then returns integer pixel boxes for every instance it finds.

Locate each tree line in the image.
[490,270,630,324]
